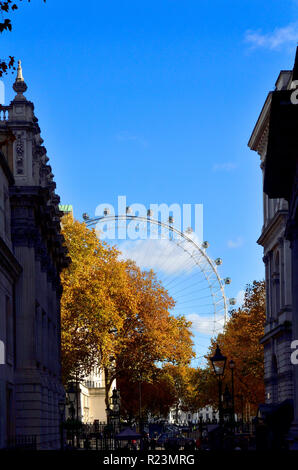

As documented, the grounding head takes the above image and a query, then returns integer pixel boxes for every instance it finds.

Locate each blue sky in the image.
[2,0,298,348]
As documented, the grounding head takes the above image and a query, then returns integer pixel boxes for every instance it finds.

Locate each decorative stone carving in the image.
[15,133,25,175]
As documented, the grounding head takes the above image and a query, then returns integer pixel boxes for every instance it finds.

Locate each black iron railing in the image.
[7,435,37,450]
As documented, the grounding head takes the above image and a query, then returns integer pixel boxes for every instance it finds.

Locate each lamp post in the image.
[138,374,143,434]
[139,380,142,433]
[58,400,65,450]
[223,384,232,426]
[67,382,76,413]
[210,345,227,427]
[229,359,235,432]
[67,382,77,447]
[110,388,121,434]
[106,326,118,429]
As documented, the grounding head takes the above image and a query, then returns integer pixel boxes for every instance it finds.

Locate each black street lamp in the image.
[67,382,77,447]
[138,374,143,433]
[58,400,65,450]
[210,345,227,426]
[67,382,76,410]
[229,359,235,432]
[223,384,232,424]
[109,388,121,434]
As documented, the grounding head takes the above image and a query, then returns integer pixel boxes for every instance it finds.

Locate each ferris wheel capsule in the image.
[103,208,110,216]
[202,241,209,249]
[126,206,133,215]
[147,209,153,217]
[168,216,174,224]
[82,213,89,221]
[224,277,231,285]
[229,298,236,305]
[185,227,193,234]
[215,258,223,266]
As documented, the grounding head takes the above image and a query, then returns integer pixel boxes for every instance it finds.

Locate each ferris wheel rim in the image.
[85,214,228,329]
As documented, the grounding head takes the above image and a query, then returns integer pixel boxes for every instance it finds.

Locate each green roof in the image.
[59,204,73,214]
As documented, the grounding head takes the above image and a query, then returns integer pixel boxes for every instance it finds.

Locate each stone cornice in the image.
[248,92,272,156]
[264,369,293,384]
[257,210,289,247]
[260,322,292,345]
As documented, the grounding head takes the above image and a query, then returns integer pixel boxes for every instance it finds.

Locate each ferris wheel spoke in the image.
[86,214,229,353]
[170,281,213,298]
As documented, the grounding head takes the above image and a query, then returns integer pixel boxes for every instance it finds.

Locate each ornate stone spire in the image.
[13,60,28,96]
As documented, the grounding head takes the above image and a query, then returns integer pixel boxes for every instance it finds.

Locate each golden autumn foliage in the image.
[60,214,137,382]
[60,215,195,398]
[195,281,266,416]
[160,364,203,418]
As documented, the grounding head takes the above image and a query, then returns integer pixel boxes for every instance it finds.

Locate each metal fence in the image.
[76,435,117,450]
[7,435,37,450]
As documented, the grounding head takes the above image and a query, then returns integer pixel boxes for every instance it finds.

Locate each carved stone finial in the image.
[13,59,28,96]
[16,60,24,81]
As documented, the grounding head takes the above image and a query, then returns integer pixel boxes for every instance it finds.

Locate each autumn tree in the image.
[157,364,205,422]
[60,214,139,384]
[118,364,208,424]
[118,365,204,424]
[118,367,177,424]
[0,1,46,76]
[60,215,195,408]
[106,261,195,398]
[195,281,266,417]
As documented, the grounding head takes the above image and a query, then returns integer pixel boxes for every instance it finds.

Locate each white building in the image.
[65,368,116,425]
[169,405,219,425]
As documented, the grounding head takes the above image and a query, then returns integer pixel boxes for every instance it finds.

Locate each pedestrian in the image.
[150,437,156,450]
[255,419,269,450]
[189,439,196,451]
[141,436,150,451]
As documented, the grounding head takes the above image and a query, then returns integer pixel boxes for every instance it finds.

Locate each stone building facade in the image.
[0,62,68,449]
[249,70,294,407]
[249,49,298,445]
[0,133,22,449]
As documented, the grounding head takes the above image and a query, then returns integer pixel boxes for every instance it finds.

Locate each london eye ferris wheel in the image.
[83,209,236,365]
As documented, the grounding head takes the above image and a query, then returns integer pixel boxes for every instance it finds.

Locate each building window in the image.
[42,311,46,368]
[273,251,280,315]
[6,296,13,362]
[0,183,3,236]
[6,384,14,441]
[272,354,278,375]
[271,353,278,403]
[4,189,9,239]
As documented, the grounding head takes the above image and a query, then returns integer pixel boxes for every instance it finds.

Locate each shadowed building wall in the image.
[0,62,69,449]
